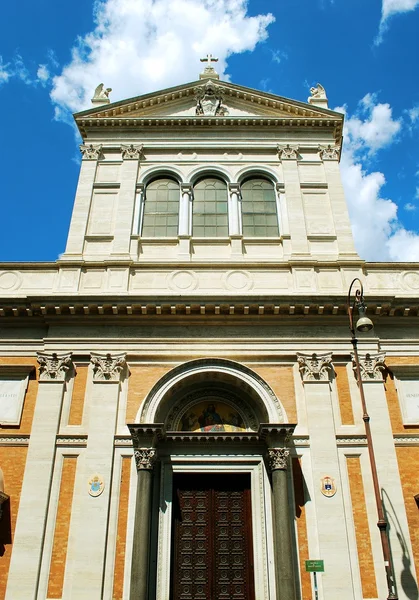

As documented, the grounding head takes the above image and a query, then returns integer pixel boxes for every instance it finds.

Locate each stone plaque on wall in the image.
[397,377,419,424]
[0,368,32,426]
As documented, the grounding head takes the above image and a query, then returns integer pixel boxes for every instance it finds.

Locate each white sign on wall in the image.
[0,369,32,426]
[396,377,419,425]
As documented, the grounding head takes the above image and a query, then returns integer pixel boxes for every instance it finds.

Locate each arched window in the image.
[142,178,179,237]
[241,178,279,237]
[193,177,228,237]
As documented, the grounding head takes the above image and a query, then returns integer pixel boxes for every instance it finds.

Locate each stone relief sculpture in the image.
[297,352,333,382]
[93,83,112,100]
[195,81,229,116]
[79,144,103,160]
[353,352,386,381]
[90,352,126,381]
[309,83,327,99]
[37,352,73,381]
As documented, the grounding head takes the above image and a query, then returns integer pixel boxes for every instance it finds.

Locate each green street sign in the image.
[305,560,324,572]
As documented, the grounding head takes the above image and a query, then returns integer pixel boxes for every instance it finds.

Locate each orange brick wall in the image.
[0,357,38,435]
[47,456,78,598]
[335,365,354,425]
[292,457,311,599]
[68,365,88,426]
[126,365,175,422]
[396,446,419,584]
[112,457,132,599]
[346,456,377,598]
[0,446,28,600]
[249,365,297,423]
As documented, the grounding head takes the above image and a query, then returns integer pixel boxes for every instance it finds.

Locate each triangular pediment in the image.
[75,79,343,122]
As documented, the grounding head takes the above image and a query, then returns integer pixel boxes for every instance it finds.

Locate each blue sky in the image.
[1,0,419,261]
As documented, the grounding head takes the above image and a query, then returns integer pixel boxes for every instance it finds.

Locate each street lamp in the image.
[347,278,397,600]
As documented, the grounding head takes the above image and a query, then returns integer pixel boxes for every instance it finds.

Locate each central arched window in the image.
[241,178,279,237]
[193,177,228,237]
[142,177,179,237]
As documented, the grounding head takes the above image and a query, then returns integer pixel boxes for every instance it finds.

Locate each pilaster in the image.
[5,353,74,600]
[179,184,192,258]
[297,351,354,599]
[353,353,418,598]
[63,353,127,599]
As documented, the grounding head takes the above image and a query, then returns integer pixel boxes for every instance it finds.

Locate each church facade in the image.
[1,61,419,600]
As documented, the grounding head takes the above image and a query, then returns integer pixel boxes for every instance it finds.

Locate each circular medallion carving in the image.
[223,270,253,292]
[0,271,22,291]
[403,271,419,290]
[167,270,199,291]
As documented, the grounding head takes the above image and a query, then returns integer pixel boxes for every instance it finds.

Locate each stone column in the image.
[179,184,192,258]
[5,353,73,600]
[319,146,358,258]
[277,145,309,257]
[297,352,354,599]
[267,443,296,600]
[354,352,417,598]
[112,145,142,258]
[63,352,127,599]
[128,425,162,600]
[63,145,102,259]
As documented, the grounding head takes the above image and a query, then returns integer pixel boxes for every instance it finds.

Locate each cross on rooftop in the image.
[200,53,219,66]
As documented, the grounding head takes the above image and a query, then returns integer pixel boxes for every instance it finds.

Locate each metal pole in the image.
[313,571,318,600]
[347,278,397,600]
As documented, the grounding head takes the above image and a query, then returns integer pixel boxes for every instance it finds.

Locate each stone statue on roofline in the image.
[308,82,329,109]
[91,83,112,106]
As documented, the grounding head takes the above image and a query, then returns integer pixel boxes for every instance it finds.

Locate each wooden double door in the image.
[171,473,255,600]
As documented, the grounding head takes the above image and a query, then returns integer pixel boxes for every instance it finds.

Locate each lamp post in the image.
[347,278,397,599]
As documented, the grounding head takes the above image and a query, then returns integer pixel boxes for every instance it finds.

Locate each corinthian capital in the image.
[90,352,127,382]
[121,144,144,160]
[297,352,333,382]
[277,144,300,160]
[79,144,103,160]
[267,448,289,472]
[318,144,340,161]
[134,448,157,471]
[37,352,73,382]
[352,352,386,381]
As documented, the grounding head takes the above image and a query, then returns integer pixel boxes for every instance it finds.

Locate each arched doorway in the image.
[128,359,297,600]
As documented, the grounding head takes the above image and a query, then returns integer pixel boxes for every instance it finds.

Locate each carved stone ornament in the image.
[195,81,229,117]
[90,352,126,382]
[267,448,289,472]
[37,352,73,382]
[121,144,144,160]
[297,352,333,382]
[88,473,105,497]
[318,144,340,161]
[134,448,157,471]
[352,352,386,381]
[309,83,327,100]
[277,144,300,160]
[93,83,112,101]
[79,144,103,160]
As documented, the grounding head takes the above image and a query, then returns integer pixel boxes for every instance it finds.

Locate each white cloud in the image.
[37,64,50,86]
[336,96,419,261]
[376,0,419,43]
[404,203,417,211]
[50,0,274,115]
[0,56,12,84]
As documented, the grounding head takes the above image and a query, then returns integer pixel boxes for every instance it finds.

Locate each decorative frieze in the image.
[352,352,386,381]
[90,352,127,382]
[297,352,333,382]
[267,448,289,471]
[318,144,340,161]
[134,448,157,471]
[121,144,144,160]
[79,143,103,160]
[37,352,73,382]
[277,144,300,160]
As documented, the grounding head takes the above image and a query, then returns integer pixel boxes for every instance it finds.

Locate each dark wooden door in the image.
[171,473,255,600]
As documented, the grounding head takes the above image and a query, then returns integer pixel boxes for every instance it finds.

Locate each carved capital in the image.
[181,183,193,197]
[297,352,333,382]
[352,352,386,381]
[228,183,241,196]
[90,352,127,382]
[134,448,157,471]
[121,144,144,160]
[267,448,289,471]
[37,352,73,382]
[318,144,340,161]
[79,144,103,160]
[277,144,300,160]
